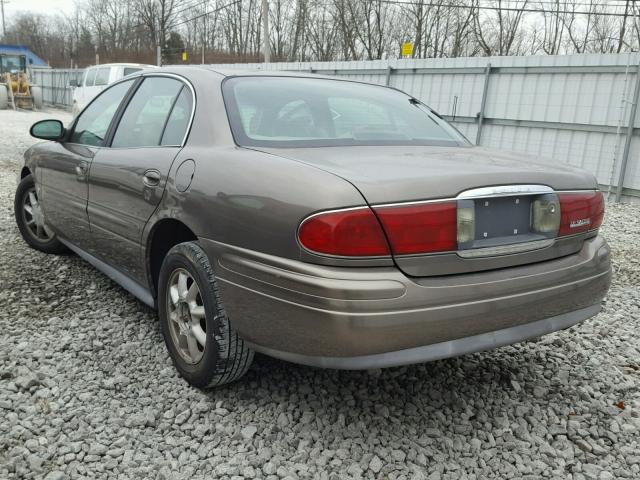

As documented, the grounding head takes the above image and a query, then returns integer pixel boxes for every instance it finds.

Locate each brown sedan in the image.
[15,67,611,388]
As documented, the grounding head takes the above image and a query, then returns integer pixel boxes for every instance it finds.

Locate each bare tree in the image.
[4,0,640,68]
[135,0,180,52]
[474,0,530,56]
[539,0,567,54]
[307,1,338,61]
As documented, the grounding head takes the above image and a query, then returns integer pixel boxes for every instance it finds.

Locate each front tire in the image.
[0,86,8,109]
[14,174,67,254]
[31,86,43,110]
[158,242,254,388]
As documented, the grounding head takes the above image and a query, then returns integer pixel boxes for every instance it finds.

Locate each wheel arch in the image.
[146,217,198,298]
[20,166,31,179]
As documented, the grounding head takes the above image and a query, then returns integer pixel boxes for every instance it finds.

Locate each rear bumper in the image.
[200,236,611,369]
[248,305,600,369]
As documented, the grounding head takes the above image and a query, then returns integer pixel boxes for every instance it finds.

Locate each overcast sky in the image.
[4,0,76,18]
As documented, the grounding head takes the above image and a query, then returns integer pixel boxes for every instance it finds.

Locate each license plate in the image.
[458,194,552,250]
[475,195,531,241]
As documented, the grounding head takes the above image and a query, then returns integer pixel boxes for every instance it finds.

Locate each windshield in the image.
[0,55,25,74]
[222,77,470,148]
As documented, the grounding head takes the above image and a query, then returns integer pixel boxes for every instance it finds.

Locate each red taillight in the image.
[558,191,604,236]
[374,201,458,255]
[298,207,390,256]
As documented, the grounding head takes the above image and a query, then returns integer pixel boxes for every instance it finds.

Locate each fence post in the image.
[615,61,640,202]
[475,63,492,146]
[385,66,393,86]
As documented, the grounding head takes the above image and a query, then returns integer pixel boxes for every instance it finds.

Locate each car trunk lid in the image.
[257,145,601,276]
[256,145,597,203]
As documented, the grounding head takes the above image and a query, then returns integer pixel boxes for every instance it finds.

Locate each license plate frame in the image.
[457,193,556,251]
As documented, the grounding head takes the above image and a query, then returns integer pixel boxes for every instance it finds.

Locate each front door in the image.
[87,76,194,284]
[39,79,136,248]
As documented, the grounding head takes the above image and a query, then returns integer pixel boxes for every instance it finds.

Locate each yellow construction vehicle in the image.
[0,53,43,110]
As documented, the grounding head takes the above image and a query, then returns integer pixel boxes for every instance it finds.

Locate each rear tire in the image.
[0,87,7,109]
[14,174,67,254]
[31,86,43,110]
[158,242,254,388]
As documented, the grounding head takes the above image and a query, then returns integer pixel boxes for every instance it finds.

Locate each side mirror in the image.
[30,119,65,141]
[69,79,78,87]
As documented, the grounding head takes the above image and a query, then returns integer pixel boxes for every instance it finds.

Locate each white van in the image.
[71,63,155,116]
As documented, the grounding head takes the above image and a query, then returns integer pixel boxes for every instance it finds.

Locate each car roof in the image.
[147,65,345,82]
[208,67,342,81]
[87,63,156,69]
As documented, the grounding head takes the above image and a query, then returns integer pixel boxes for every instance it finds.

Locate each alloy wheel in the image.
[22,187,54,242]
[166,268,207,364]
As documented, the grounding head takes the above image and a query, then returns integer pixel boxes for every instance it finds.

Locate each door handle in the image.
[75,161,88,177]
[143,170,162,187]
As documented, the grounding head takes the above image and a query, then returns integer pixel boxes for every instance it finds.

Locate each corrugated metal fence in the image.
[34,53,640,201]
[210,53,640,202]
[30,68,84,108]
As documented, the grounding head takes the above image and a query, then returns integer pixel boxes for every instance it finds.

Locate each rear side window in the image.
[161,87,193,146]
[94,67,111,86]
[111,77,183,148]
[84,69,97,87]
[124,67,142,76]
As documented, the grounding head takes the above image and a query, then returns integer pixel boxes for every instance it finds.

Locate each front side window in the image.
[70,79,134,146]
[223,77,469,148]
[111,77,184,148]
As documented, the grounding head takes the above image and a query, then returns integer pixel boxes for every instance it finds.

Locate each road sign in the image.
[182,51,187,61]
[402,42,413,57]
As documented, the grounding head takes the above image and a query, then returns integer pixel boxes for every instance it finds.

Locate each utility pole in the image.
[1,0,7,39]
[201,13,206,64]
[262,0,269,63]
[616,59,640,202]
[156,45,161,66]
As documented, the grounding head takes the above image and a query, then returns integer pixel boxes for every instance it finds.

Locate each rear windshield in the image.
[222,76,469,148]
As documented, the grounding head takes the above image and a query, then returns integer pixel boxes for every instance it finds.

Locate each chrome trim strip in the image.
[69,72,196,149]
[374,198,455,208]
[247,305,601,370]
[58,238,156,308]
[557,189,603,194]
[300,205,371,220]
[372,188,599,208]
[456,239,554,258]
[456,184,554,199]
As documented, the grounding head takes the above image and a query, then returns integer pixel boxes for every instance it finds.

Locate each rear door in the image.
[38,79,136,248]
[86,76,194,283]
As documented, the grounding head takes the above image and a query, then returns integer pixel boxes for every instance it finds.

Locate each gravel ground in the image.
[0,108,639,480]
